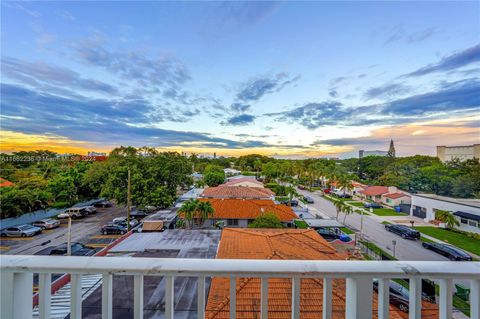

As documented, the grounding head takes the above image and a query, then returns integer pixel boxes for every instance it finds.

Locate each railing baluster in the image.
[291,277,300,319]
[165,276,175,319]
[261,277,268,319]
[71,274,82,319]
[471,279,480,319]
[230,276,236,319]
[102,274,113,319]
[345,277,372,319]
[439,278,453,319]
[133,275,144,319]
[377,278,389,319]
[197,276,205,319]
[39,273,52,319]
[322,277,332,319]
[0,271,14,318]
[408,278,421,319]
[14,272,33,319]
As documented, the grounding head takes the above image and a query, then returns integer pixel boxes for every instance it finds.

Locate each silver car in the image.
[1,224,42,237]
[32,219,60,230]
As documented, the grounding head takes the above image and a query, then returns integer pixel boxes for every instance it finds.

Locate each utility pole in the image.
[127,169,131,231]
[67,215,72,256]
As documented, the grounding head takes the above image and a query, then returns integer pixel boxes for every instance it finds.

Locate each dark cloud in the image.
[73,42,190,91]
[382,78,480,116]
[328,89,338,98]
[405,44,480,77]
[230,102,251,113]
[222,114,256,126]
[1,57,118,94]
[236,73,300,102]
[0,84,279,150]
[364,83,411,100]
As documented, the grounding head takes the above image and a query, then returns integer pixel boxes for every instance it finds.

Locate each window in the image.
[460,218,468,224]
[468,220,477,227]
[227,219,239,226]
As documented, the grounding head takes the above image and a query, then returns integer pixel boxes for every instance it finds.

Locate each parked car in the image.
[113,217,139,228]
[334,192,352,198]
[32,219,60,230]
[1,224,42,237]
[385,224,420,240]
[49,242,96,256]
[422,242,473,261]
[303,196,314,204]
[130,210,149,219]
[94,200,113,208]
[57,207,86,219]
[101,223,127,235]
[83,206,97,214]
[322,188,332,194]
[364,202,383,209]
[281,199,299,207]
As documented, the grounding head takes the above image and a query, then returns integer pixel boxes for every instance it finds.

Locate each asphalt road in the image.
[297,189,448,261]
[1,205,127,255]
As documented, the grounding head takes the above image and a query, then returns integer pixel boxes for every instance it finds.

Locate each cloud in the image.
[1,57,118,95]
[0,83,273,150]
[328,89,338,98]
[384,25,437,45]
[364,83,411,100]
[236,73,300,102]
[73,42,190,91]
[230,102,251,113]
[222,114,256,126]
[59,10,75,21]
[405,44,480,77]
[382,78,480,116]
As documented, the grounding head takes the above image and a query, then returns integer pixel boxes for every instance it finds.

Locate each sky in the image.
[1,1,479,158]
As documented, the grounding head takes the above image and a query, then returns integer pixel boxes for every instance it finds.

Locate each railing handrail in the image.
[2,255,479,279]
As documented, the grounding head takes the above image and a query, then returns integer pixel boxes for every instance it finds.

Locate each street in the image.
[297,189,448,261]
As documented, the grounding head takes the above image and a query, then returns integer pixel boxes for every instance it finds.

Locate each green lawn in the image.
[347,201,364,207]
[294,220,309,229]
[370,208,407,216]
[275,196,289,202]
[381,221,392,225]
[341,227,355,234]
[414,226,480,256]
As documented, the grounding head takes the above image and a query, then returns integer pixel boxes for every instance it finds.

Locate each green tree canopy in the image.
[248,212,283,228]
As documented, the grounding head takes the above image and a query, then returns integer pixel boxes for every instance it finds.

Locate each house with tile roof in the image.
[358,186,398,203]
[381,192,411,207]
[222,177,264,188]
[201,186,274,200]
[0,178,14,187]
[205,228,438,319]
[196,198,297,228]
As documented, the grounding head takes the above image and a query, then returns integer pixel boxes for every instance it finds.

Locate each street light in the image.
[67,215,72,256]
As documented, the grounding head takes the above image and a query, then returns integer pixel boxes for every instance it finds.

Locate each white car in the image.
[57,207,86,219]
[83,206,97,214]
[112,217,138,227]
[32,219,60,229]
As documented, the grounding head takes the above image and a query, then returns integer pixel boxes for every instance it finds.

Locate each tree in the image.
[336,175,353,196]
[248,212,283,228]
[342,205,353,223]
[203,165,225,186]
[286,186,298,205]
[197,200,215,227]
[435,210,460,230]
[178,199,199,229]
[334,201,345,221]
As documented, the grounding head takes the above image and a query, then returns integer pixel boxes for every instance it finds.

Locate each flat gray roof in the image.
[303,218,344,228]
[413,193,480,209]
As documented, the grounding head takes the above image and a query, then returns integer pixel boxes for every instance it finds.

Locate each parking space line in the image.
[0,237,35,241]
[85,243,108,248]
[0,246,10,250]
[90,235,121,239]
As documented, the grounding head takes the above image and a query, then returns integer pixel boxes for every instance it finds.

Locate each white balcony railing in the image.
[1,255,479,319]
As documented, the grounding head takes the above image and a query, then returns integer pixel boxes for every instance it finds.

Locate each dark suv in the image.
[49,242,96,256]
[385,224,420,240]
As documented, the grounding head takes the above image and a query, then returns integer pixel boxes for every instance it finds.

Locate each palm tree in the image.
[342,205,353,223]
[334,200,345,221]
[286,186,298,206]
[197,201,215,227]
[336,175,353,197]
[435,210,459,230]
[178,199,199,229]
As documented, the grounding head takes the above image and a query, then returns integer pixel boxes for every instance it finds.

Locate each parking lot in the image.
[0,204,128,255]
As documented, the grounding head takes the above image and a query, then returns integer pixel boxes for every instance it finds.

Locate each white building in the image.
[436,144,480,162]
[410,193,480,234]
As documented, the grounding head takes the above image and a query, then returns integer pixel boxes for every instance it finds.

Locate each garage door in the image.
[412,206,426,218]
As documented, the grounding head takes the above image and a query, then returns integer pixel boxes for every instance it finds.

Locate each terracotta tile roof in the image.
[201,186,274,199]
[360,186,389,196]
[0,178,14,187]
[205,229,438,319]
[352,181,367,188]
[222,178,264,187]
[383,192,410,199]
[197,199,297,222]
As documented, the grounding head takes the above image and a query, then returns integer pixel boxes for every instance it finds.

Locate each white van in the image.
[57,207,86,219]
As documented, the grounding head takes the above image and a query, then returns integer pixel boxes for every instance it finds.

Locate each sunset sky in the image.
[1,1,479,158]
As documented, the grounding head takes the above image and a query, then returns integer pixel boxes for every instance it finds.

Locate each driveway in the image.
[297,189,447,261]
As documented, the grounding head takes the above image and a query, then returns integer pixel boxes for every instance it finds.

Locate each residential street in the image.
[297,189,448,261]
